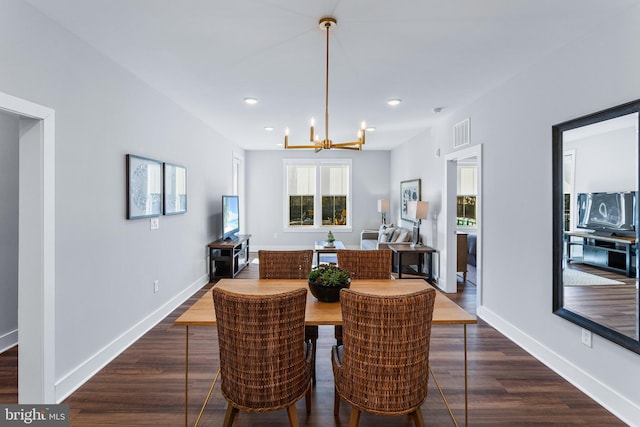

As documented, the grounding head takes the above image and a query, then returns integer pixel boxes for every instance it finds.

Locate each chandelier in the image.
[284,17,366,152]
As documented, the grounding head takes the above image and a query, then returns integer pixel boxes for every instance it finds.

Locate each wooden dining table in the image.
[175,278,477,426]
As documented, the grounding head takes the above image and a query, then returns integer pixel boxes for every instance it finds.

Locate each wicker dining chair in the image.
[336,249,393,280]
[258,250,314,280]
[213,287,312,427]
[332,288,436,427]
[258,250,318,384]
[334,249,393,345]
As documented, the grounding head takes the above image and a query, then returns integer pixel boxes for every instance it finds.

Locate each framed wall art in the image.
[400,179,421,222]
[126,154,163,219]
[163,162,187,215]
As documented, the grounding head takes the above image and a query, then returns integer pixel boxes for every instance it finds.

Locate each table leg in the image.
[429,324,470,427]
[209,247,215,282]
[427,252,433,283]
[185,326,189,427]
[464,324,468,427]
[397,252,402,278]
[428,366,458,426]
[194,369,221,427]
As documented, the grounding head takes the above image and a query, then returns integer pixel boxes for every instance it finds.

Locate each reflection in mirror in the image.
[553,100,640,355]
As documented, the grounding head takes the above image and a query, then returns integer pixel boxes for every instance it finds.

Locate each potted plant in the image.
[307,264,351,302]
[325,230,335,247]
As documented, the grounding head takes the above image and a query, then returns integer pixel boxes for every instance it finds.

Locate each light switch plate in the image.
[150,217,159,230]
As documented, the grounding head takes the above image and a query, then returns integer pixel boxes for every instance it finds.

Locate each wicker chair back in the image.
[334,288,436,419]
[258,250,313,279]
[213,287,311,419]
[336,249,392,279]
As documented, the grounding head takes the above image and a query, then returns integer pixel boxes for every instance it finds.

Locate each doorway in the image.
[444,145,482,309]
[0,91,56,403]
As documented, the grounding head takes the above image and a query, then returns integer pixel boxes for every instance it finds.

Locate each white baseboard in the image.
[477,306,640,426]
[54,274,208,402]
[0,329,18,353]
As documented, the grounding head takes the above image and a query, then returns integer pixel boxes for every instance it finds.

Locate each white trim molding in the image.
[0,91,56,403]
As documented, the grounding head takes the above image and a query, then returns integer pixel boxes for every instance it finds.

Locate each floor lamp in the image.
[377,199,389,225]
[407,200,429,247]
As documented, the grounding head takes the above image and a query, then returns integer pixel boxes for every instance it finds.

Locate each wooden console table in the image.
[208,234,251,280]
[565,231,636,277]
[388,244,436,282]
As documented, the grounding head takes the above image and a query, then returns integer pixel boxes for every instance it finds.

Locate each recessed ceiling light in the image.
[243,97,259,105]
[365,127,376,132]
[264,126,274,131]
[386,98,402,106]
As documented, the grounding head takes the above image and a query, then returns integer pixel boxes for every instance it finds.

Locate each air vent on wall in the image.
[453,118,470,148]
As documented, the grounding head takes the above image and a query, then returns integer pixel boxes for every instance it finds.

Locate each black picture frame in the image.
[552,99,640,355]
[163,162,187,215]
[400,179,421,222]
[126,154,163,219]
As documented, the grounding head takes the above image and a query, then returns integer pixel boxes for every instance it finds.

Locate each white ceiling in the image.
[24,0,640,150]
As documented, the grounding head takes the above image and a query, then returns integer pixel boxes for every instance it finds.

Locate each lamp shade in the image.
[415,201,429,220]
[407,200,429,220]
[377,199,389,213]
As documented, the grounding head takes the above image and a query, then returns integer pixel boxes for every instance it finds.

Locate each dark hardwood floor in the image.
[0,255,627,426]
[563,263,638,338]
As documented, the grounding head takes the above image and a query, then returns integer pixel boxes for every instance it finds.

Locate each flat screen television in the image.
[222,195,239,240]
[576,191,637,236]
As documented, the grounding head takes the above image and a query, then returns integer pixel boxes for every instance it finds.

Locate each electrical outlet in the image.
[150,217,159,230]
[581,328,592,347]
[153,280,159,293]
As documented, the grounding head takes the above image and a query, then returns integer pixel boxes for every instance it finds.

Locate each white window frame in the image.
[283,158,352,232]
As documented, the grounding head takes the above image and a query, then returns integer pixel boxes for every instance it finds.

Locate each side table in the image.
[388,244,436,282]
[314,240,345,266]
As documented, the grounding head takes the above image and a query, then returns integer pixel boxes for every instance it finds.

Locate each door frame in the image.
[0,91,56,403]
[443,144,482,307]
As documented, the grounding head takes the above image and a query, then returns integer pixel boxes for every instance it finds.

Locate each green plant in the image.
[307,264,350,287]
[326,230,335,243]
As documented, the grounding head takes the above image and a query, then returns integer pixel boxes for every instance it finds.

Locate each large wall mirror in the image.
[552,99,640,354]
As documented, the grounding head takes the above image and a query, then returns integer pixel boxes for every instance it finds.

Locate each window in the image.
[457,196,476,226]
[457,165,477,227]
[285,159,351,230]
[287,164,315,227]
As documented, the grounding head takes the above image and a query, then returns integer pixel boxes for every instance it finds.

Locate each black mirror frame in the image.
[552,99,640,355]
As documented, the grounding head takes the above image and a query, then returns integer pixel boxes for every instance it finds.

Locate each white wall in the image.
[0,111,19,352]
[566,127,638,193]
[1,0,243,400]
[390,128,443,249]
[389,5,640,424]
[245,149,390,249]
